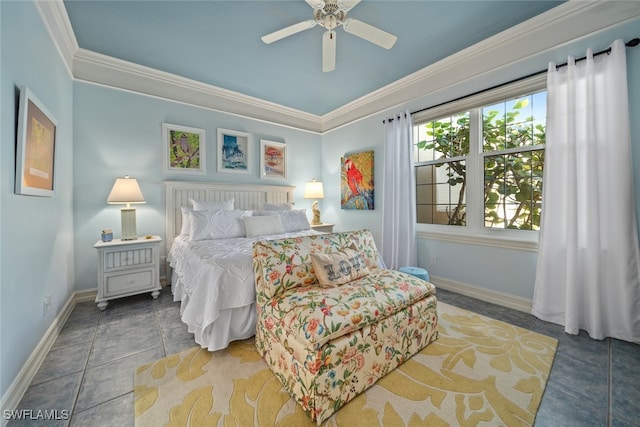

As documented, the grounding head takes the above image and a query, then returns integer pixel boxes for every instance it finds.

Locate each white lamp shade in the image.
[304,180,324,199]
[107,176,146,205]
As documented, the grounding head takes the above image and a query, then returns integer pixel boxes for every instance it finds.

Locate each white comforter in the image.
[167,229,322,348]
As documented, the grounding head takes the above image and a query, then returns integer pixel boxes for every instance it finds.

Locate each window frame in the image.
[412,74,546,249]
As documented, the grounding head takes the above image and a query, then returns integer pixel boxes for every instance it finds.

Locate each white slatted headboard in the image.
[164,181,295,251]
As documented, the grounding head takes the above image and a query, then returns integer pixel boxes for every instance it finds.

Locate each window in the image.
[415,114,469,226]
[413,76,546,237]
[482,92,546,230]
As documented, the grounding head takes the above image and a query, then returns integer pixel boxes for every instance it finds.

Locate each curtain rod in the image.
[384,37,639,123]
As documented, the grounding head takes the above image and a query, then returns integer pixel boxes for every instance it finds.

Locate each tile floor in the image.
[7,286,640,426]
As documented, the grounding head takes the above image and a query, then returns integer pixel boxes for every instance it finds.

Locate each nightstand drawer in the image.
[103,247,154,272]
[105,270,153,296]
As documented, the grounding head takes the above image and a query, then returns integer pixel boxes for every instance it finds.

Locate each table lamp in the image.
[107,175,145,240]
[304,179,324,225]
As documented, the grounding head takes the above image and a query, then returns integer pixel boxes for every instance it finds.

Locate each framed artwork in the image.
[259,139,286,180]
[15,86,57,197]
[217,128,250,173]
[162,123,206,174]
[341,150,374,210]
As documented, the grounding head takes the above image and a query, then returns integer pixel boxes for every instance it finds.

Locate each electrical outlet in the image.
[43,295,51,316]
[430,256,437,265]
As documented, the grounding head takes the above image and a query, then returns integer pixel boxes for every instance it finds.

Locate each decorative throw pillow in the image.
[242,215,285,237]
[189,209,250,240]
[180,207,193,236]
[189,198,234,211]
[262,202,293,211]
[311,249,370,286]
[280,209,310,232]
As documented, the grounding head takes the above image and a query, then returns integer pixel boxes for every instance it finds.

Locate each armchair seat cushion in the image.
[263,269,436,351]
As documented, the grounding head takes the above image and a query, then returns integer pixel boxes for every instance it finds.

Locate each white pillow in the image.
[280,209,310,232]
[251,210,278,217]
[262,202,292,211]
[189,209,250,240]
[242,215,285,237]
[189,198,234,211]
[179,207,192,236]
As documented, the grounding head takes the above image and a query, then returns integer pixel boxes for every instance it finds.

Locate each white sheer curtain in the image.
[382,111,417,269]
[533,39,640,342]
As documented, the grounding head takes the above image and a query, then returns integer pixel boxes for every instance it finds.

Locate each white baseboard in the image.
[74,288,98,303]
[0,289,97,426]
[431,275,533,313]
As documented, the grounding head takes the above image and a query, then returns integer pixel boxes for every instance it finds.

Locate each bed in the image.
[164,181,322,351]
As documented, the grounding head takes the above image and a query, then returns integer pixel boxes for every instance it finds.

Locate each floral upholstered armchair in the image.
[253,229,439,424]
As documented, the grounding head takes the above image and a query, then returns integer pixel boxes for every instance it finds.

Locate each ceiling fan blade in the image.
[322,30,336,72]
[261,20,316,44]
[305,0,325,9]
[338,0,361,12]
[342,18,397,49]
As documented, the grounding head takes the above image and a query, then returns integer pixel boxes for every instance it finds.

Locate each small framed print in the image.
[217,128,250,174]
[15,86,57,197]
[260,139,286,180]
[162,123,205,175]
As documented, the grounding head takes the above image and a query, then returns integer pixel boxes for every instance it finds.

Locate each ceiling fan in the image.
[261,0,398,72]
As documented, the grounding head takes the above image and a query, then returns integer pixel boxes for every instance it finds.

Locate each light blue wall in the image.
[72,82,322,290]
[320,120,384,243]
[323,18,640,300]
[1,2,74,398]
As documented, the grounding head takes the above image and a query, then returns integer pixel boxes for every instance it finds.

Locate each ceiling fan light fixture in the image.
[262,0,397,71]
[323,14,338,30]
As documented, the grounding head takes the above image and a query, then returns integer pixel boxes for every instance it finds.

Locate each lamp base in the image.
[311,200,321,225]
[121,208,138,240]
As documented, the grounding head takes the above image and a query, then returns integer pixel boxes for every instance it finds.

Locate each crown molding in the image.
[35,0,78,78]
[33,0,323,132]
[320,0,640,132]
[73,48,323,133]
[38,0,640,134]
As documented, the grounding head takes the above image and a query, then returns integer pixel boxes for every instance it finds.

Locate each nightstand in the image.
[93,236,162,310]
[310,223,334,233]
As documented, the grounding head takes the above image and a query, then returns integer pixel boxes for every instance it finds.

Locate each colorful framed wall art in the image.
[217,128,251,174]
[15,86,57,197]
[341,150,374,210]
[162,123,206,175]
[260,139,286,180]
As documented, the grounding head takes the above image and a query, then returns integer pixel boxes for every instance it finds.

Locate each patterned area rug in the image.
[134,302,557,426]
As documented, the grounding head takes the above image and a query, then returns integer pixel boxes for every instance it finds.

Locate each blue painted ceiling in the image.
[63,0,563,116]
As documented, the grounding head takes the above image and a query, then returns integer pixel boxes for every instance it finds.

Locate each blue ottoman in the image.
[399,266,430,282]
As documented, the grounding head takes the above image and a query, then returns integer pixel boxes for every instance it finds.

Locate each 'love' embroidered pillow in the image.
[311,249,370,286]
